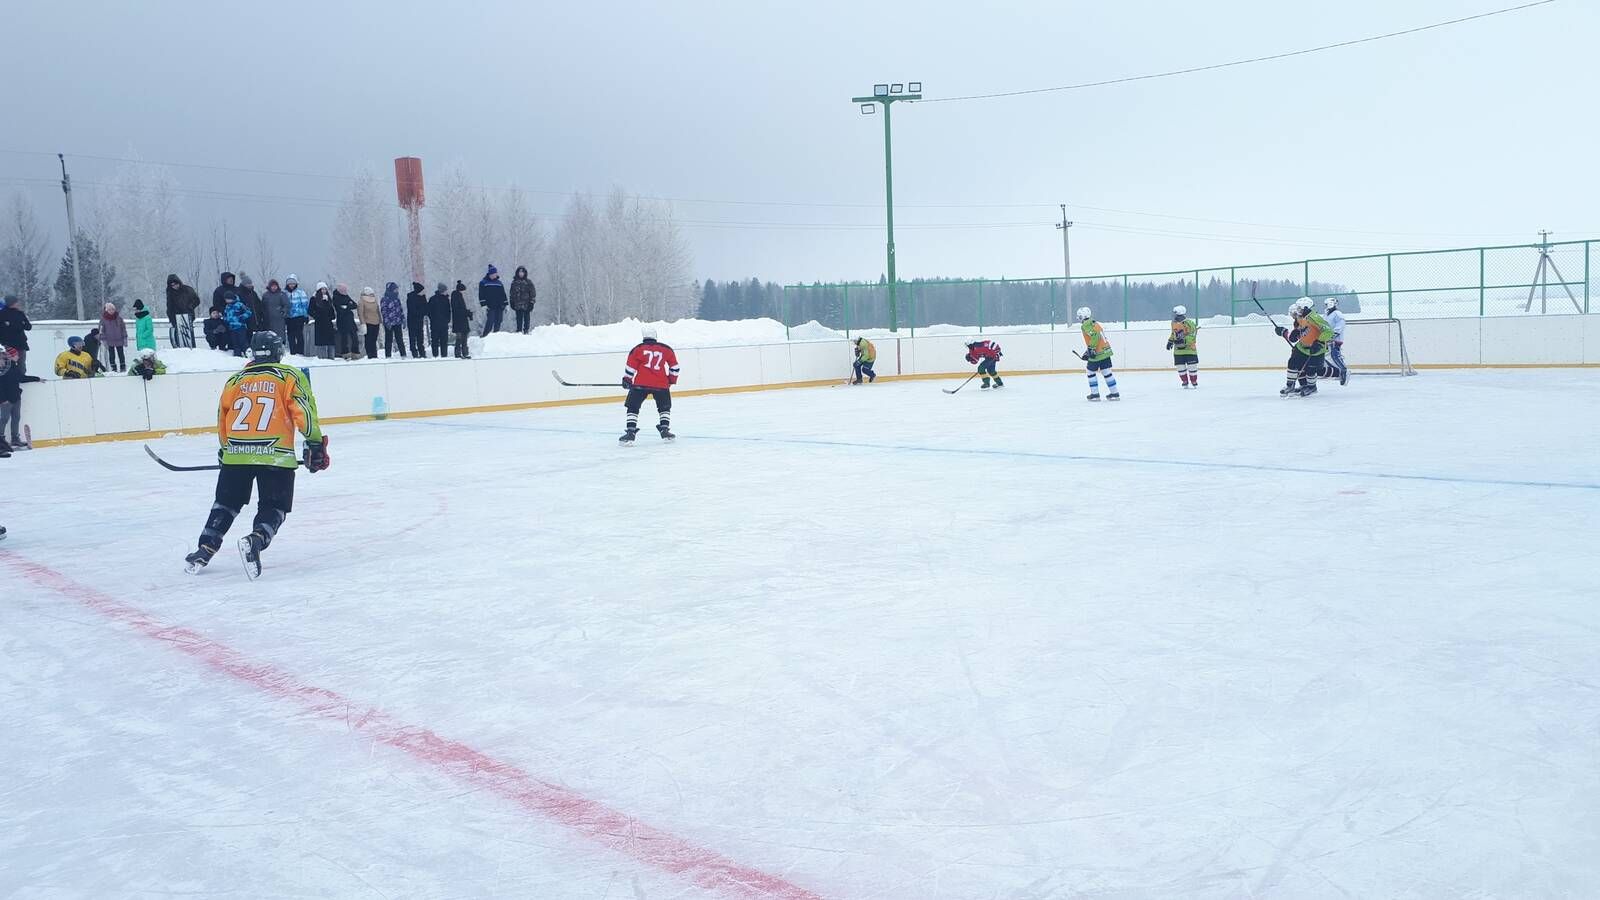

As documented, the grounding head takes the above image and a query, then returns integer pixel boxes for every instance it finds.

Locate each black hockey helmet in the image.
[250,330,284,363]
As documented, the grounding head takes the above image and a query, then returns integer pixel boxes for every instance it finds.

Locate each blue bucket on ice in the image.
[372,396,389,421]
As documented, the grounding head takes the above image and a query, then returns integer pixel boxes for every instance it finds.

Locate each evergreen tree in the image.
[54,230,118,318]
[698,279,722,319]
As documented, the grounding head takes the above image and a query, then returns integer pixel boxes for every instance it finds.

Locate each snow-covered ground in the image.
[2,370,1597,898]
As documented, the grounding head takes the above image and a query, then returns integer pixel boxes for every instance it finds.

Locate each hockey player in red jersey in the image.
[964,340,1004,389]
[621,325,680,444]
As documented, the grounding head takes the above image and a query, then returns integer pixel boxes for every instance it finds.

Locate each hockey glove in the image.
[1274,325,1287,338]
[303,436,330,473]
[1309,341,1326,355]
[1165,339,1174,350]
[621,377,633,390]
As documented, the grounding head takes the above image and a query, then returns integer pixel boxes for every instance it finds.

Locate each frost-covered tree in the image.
[0,192,51,315]
[92,160,188,306]
[54,230,117,318]
[329,169,402,293]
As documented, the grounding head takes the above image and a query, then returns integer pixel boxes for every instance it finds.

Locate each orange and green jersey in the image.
[1170,318,1198,354]
[1081,319,1112,362]
[217,362,321,468]
[855,338,876,364]
[1291,312,1333,357]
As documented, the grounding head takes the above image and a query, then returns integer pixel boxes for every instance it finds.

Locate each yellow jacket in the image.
[855,338,876,364]
[55,348,96,379]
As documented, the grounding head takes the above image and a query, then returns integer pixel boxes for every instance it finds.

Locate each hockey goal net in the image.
[1341,317,1417,376]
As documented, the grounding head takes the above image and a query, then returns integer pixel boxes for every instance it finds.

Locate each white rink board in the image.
[2,369,1598,898]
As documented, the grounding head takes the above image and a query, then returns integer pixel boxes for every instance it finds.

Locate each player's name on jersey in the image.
[236,381,281,395]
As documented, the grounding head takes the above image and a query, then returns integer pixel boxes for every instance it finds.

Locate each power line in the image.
[922,0,1560,104]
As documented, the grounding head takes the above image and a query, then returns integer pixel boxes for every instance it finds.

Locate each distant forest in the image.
[698,275,1361,329]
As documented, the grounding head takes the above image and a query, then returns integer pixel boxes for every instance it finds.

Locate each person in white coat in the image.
[1323,297,1348,386]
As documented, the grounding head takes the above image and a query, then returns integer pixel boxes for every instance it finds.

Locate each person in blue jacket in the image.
[477,264,508,336]
[223,290,253,357]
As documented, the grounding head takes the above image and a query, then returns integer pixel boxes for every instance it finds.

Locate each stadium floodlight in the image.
[848,84,924,332]
[908,81,922,93]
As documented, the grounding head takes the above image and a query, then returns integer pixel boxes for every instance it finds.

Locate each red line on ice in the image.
[4,554,822,900]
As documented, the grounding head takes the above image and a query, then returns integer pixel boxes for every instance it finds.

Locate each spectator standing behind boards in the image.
[332,284,360,360]
[261,278,290,343]
[133,299,156,353]
[203,308,229,350]
[81,327,108,376]
[284,275,310,355]
[237,274,264,335]
[309,283,337,359]
[223,291,253,356]
[128,347,166,380]
[404,282,427,358]
[0,295,33,377]
[357,286,381,359]
[426,282,450,357]
[211,271,237,313]
[509,265,536,334]
[477,264,507,336]
[55,336,96,379]
[450,279,473,359]
[379,282,407,358]
[165,274,201,348]
[0,345,23,452]
[98,302,128,372]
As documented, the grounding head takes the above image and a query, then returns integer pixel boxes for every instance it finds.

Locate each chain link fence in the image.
[783,239,1594,337]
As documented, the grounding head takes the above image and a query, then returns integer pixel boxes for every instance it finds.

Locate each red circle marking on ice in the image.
[0,553,824,900]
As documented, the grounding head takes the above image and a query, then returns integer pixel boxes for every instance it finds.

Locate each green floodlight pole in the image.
[853,82,921,332]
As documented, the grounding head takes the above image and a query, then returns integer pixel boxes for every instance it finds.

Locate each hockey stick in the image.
[942,371,982,394]
[1249,281,1282,330]
[144,445,304,472]
[551,370,618,388]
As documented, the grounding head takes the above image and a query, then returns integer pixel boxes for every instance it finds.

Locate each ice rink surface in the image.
[2,369,1598,899]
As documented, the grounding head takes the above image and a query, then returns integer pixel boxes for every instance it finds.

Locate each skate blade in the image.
[237,537,261,581]
[184,561,206,575]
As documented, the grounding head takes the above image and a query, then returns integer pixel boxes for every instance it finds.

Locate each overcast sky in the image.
[5,0,1593,287]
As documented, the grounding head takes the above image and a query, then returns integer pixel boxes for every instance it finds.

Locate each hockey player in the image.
[964,339,1003,389]
[1275,298,1334,397]
[620,325,679,444]
[1078,307,1119,401]
[852,337,877,384]
[1322,297,1348,386]
[54,336,96,379]
[1166,305,1199,389]
[184,331,329,577]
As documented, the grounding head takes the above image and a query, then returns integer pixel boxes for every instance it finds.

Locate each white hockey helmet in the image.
[139,347,156,359]
[1076,306,1092,321]
[1290,297,1313,316]
[1172,305,1186,317]
[641,324,658,340]
[1323,296,1340,311]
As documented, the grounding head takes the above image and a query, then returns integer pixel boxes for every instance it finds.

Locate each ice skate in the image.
[1107,392,1120,401]
[238,532,266,580]
[992,378,1004,388]
[184,545,216,575]
[1087,392,1101,401]
[1280,384,1299,397]
[657,423,675,442]
[1298,382,1318,397]
[619,427,638,445]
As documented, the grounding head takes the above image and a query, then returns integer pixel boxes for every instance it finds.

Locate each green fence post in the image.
[1585,241,1591,314]
[977,281,984,333]
[1303,259,1310,297]
[1386,255,1394,318]
[843,284,851,338]
[1049,280,1056,331]
[1479,247,1485,316]
[1122,274,1129,327]
[1194,270,1201,319]
[1229,267,1236,324]
[782,286,790,341]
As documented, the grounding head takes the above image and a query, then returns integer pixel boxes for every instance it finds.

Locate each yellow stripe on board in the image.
[28,364,1600,448]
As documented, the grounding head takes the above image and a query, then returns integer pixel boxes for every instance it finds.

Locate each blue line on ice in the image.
[401,419,1600,492]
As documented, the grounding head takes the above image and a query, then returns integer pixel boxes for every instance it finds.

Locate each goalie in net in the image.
[1322,297,1417,377]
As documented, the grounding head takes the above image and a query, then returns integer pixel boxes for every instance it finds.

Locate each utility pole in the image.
[58,153,87,320]
[851,82,921,332]
[1056,204,1074,313]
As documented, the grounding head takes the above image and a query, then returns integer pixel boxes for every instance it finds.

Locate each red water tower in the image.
[395,157,426,284]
